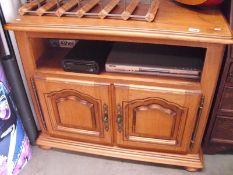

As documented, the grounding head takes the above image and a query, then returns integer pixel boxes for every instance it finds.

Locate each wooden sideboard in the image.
[5,0,232,171]
[203,0,233,154]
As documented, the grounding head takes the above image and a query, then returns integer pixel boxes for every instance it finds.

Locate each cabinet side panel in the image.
[14,31,47,132]
[191,44,225,153]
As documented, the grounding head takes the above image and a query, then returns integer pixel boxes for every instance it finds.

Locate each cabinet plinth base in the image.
[184,167,200,172]
[39,145,52,150]
[36,133,204,170]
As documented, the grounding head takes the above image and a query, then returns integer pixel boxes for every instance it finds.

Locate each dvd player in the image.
[62,40,112,74]
[106,43,205,79]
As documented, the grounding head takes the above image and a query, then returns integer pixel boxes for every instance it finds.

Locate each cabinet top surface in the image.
[5,0,233,44]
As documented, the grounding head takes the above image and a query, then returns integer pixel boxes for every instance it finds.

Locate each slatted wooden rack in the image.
[19,0,159,22]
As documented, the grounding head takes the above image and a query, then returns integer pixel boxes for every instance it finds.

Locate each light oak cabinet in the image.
[6,0,232,171]
[34,75,112,145]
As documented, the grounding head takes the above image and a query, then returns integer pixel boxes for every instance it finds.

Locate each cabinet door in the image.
[114,84,201,153]
[34,75,112,145]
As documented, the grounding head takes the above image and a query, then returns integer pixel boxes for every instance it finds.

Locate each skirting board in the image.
[36,133,204,170]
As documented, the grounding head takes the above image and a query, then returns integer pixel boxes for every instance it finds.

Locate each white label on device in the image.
[59,40,77,48]
[49,40,77,48]
[188,28,200,33]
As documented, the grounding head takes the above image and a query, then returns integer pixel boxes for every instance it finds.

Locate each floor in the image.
[19,146,233,175]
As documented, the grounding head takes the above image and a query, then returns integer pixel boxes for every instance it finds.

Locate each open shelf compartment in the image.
[33,38,206,83]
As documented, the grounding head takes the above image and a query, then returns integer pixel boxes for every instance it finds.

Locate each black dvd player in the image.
[62,40,112,74]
